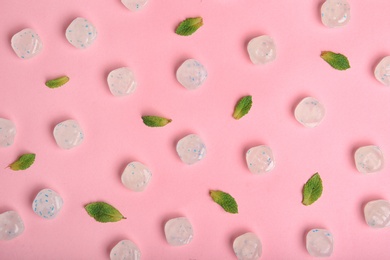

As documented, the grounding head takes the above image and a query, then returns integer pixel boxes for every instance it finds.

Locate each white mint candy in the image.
[107,67,137,96]
[164,217,193,246]
[246,145,275,174]
[110,240,141,260]
[11,28,43,59]
[53,119,84,149]
[121,162,152,192]
[66,17,97,49]
[32,188,63,219]
[0,211,25,241]
[176,134,206,165]
[0,118,16,147]
[121,0,149,11]
[374,56,390,86]
[247,35,276,65]
[233,232,262,260]
[364,200,390,228]
[306,229,333,257]
[294,97,325,128]
[321,0,351,28]
[354,145,384,174]
[176,59,208,90]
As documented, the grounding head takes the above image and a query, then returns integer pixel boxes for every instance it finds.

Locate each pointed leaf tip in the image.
[233,95,252,120]
[210,190,238,214]
[302,173,323,206]
[8,153,36,171]
[84,202,126,223]
[45,76,69,89]
[175,17,203,36]
[320,51,350,70]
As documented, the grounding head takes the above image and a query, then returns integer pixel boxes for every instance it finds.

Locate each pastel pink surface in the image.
[1,0,390,259]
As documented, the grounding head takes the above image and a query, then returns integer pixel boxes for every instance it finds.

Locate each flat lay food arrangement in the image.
[1,0,390,259]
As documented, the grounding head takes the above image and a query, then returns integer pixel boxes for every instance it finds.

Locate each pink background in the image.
[1,0,390,259]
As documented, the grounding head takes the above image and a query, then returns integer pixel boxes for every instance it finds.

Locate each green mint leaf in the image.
[8,153,36,171]
[45,76,69,88]
[302,173,323,206]
[233,95,252,120]
[175,17,203,36]
[210,190,238,214]
[142,116,172,127]
[320,51,350,70]
[84,202,126,223]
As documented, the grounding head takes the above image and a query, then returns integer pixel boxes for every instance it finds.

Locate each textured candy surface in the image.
[0,211,25,241]
[32,189,63,219]
[66,17,97,49]
[11,28,43,59]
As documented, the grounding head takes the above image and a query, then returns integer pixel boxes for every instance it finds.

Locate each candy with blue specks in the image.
[247,35,276,65]
[11,28,43,59]
[321,0,351,28]
[246,145,275,174]
[53,119,84,149]
[65,17,97,49]
[164,217,194,246]
[354,145,384,174]
[121,0,149,11]
[110,240,141,260]
[306,229,333,257]
[176,134,206,165]
[364,200,390,228]
[121,162,152,192]
[0,211,25,241]
[107,67,137,97]
[294,97,326,128]
[32,189,63,220]
[176,59,208,90]
[233,232,262,260]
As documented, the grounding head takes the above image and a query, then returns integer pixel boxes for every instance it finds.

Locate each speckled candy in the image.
[176,59,208,90]
[0,211,25,241]
[294,97,326,128]
[233,232,262,260]
[247,35,276,65]
[176,134,206,165]
[107,67,137,97]
[32,189,63,219]
[0,118,16,148]
[11,28,43,59]
[110,240,141,260]
[164,217,194,246]
[121,0,149,11]
[246,145,275,174]
[364,200,390,228]
[354,145,384,174]
[306,229,333,257]
[66,17,97,49]
[321,0,351,28]
[53,119,84,149]
[121,162,152,192]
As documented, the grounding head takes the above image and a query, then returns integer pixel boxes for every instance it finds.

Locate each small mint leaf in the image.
[320,51,350,70]
[233,95,252,120]
[210,190,238,214]
[142,116,172,127]
[84,202,126,223]
[302,173,323,206]
[8,153,36,171]
[175,17,203,36]
[45,76,69,88]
